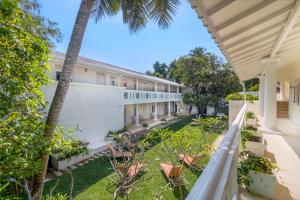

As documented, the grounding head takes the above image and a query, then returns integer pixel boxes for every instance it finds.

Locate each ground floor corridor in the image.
[263,118,300,200]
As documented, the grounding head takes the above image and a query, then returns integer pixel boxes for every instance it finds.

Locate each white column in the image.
[136,104,139,126]
[105,72,110,85]
[258,75,265,117]
[168,85,171,116]
[154,82,158,120]
[280,81,286,100]
[118,74,123,86]
[136,78,139,90]
[263,58,279,129]
[154,102,158,120]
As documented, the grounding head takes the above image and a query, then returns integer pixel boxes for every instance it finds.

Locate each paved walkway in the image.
[262,118,300,200]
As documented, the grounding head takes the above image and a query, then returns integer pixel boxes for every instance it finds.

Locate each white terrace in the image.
[187,0,300,199]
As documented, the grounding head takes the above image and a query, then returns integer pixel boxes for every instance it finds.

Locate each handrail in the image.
[186,103,247,200]
[124,89,182,104]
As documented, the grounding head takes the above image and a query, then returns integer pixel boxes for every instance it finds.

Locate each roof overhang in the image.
[190,0,300,81]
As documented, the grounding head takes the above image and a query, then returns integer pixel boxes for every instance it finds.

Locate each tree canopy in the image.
[164,47,242,114]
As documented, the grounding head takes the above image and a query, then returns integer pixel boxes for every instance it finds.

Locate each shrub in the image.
[51,128,88,161]
[246,111,255,119]
[248,84,259,92]
[142,123,149,128]
[241,130,254,149]
[245,124,257,131]
[238,151,277,189]
[225,93,258,103]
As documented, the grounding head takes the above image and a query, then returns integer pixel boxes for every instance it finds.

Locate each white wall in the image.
[228,100,259,126]
[286,64,300,125]
[42,82,125,147]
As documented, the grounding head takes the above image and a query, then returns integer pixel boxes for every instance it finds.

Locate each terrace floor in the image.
[259,117,300,200]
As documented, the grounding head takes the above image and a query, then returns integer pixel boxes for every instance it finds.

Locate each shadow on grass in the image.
[44,157,113,197]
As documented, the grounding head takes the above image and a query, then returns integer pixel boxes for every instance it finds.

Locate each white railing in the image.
[124,90,182,104]
[186,103,247,200]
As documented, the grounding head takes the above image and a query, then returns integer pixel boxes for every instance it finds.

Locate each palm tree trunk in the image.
[32,0,93,199]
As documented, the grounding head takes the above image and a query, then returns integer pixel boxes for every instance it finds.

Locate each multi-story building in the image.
[43,51,184,148]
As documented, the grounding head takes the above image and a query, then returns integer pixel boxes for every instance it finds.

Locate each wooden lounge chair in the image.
[160,162,183,178]
[106,144,132,158]
[117,162,145,177]
[178,154,200,166]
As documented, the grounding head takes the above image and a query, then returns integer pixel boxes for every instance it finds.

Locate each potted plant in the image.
[51,136,89,170]
[238,151,278,199]
[246,111,257,127]
[241,129,265,156]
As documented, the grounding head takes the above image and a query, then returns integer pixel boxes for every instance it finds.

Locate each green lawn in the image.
[44,117,222,200]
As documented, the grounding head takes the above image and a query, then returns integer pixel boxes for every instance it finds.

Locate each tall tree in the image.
[172,47,241,115]
[34,0,181,198]
[0,0,61,198]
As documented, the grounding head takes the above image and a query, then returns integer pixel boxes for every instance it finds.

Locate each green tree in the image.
[172,47,241,115]
[0,0,60,198]
[36,0,181,198]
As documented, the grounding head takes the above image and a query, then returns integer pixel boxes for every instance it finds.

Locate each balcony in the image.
[123,89,182,104]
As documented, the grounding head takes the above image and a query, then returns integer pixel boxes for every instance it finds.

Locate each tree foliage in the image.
[146,61,169,79]
[0,0,61,197]
[171,47,242,114]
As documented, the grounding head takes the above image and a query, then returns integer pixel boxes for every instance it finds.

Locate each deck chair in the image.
[160,162,182,177]
[178,154,200,166]
[106,144,132,158]
[117,162,145,177]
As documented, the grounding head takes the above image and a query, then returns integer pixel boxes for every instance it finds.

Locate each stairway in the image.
[277,101,289,118]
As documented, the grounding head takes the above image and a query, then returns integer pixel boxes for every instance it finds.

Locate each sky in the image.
[39,0,224,73]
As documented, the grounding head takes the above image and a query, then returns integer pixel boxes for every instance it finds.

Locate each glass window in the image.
[56,71,61,81]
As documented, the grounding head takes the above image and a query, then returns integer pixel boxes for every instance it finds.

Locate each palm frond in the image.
[91,0,120,22]
[120,0,149,33]
[148,0,180,29]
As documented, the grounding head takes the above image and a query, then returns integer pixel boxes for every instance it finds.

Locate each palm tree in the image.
[32,0,181,199]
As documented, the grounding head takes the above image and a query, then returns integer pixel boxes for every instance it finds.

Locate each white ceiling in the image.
[190,0,300,81]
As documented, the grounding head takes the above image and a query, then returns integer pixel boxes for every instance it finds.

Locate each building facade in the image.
[43,51,184,148]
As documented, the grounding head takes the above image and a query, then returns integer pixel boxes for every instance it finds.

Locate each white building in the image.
[43,51,184,148]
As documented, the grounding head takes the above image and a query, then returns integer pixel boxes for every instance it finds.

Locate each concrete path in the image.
[263,119,300,200]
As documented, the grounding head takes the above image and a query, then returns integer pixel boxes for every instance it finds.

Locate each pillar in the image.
[136,104,139,126]
[263,58,279,129]
[136,78,139,90]
[168,85,171,116]
[154,102,158,120]
[258,75,265,117]
[105,73,110,85]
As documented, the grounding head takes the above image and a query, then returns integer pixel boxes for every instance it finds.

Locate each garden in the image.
[43,116,227,200]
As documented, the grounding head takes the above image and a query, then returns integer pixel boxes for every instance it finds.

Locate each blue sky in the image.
[39,0,224,73]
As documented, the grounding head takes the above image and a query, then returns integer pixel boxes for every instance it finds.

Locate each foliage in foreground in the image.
[238,151,278,190]
[0,0,61,198]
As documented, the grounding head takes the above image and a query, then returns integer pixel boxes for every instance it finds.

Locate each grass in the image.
[44,117,223,199]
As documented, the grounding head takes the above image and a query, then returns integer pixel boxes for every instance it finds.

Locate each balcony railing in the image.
[124,89,182,104]
[187,103,247,200]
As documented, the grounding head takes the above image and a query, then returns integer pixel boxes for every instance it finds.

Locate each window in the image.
[56,71,61,81]
[111,80,115,86]
[152,105,155,112]
[124,92,128,99]
[123,82,127,87]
